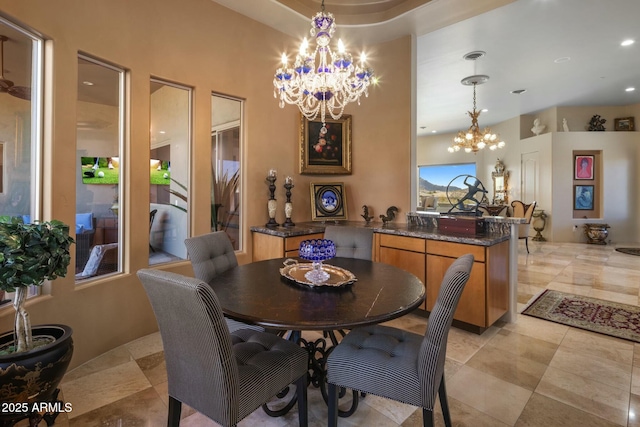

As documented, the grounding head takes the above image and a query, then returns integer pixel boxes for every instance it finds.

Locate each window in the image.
[418,163,477,211]
[0,17,44,302]
[75,55,125,282]
[211,94,242,250]
[149,79,191,264]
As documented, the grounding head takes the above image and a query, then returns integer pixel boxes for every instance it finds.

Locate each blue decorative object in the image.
[298,239,336,283]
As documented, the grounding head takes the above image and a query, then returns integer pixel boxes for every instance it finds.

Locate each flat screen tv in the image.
[81,156,119,184]
[81,156,170,185]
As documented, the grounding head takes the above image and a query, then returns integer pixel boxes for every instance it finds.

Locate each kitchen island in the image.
[251,215,523,333]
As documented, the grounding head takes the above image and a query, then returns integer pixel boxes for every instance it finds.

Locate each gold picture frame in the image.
[300,114,352,174]
[614,117,635,131]
[310,182,348,221]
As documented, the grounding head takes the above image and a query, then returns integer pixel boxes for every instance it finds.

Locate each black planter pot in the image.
[0,324,73,426]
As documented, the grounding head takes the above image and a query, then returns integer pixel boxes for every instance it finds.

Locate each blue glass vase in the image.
[298,239,336,283]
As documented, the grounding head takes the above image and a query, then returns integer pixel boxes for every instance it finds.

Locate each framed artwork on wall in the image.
[310,182,348,221]
[574,155,594,180]
[614,117,635,131]
[574,185,594,210]
[300,114,352,175]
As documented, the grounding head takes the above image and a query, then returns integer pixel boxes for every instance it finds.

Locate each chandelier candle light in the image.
[273,0,376,129]
[448,75,505,154]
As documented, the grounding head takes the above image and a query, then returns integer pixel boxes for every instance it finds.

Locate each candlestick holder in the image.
[266,174,279,228]
[283,179,295,227]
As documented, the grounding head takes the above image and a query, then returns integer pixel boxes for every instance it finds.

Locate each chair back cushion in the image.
[511,200,536,238]
[324,225,373,260]
[419,195,438,210]
[185,231,238,283]
[136,269,239,423]
[418,254,473,408]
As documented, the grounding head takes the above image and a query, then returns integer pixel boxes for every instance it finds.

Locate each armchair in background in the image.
[511,200,537,253]
[75,213,96,272]
[418,195,438,211]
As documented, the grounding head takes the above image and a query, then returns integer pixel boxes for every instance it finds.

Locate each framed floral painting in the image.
[299,114,352,174]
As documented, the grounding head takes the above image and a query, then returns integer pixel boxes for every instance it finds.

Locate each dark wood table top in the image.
[208,257,425,331]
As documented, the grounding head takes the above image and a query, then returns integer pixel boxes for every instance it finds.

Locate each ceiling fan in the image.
[0,35,31,100]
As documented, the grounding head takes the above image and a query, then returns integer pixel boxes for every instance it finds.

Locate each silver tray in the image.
[279,259,357,288]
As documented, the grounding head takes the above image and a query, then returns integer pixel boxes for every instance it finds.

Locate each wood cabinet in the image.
[252,232,324,261]
[252,228,510,331]
[374,234,509,331]
[425,239,509,330]
[374,234,426,309]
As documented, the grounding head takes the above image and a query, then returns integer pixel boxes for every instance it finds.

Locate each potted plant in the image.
[0,216,75,425]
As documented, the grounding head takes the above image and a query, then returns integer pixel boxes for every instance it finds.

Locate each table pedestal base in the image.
[262,330,361,418]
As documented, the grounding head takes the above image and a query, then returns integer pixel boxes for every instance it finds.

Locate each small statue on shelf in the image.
[380,206,399,226]
[531,118,546,136]
[361,205,374,223]
[588,115,606,131]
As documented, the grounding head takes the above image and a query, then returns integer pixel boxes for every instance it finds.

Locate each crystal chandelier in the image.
[273,0,376,127]
[448,75,505,154]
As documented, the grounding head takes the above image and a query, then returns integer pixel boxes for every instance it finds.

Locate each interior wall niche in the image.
[572,149,602,219]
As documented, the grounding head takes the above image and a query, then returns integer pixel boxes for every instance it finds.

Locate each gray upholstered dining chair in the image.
[136,269,309,427]
[326,254,474,427]
[323,225,373,260]
[184,231,263,333]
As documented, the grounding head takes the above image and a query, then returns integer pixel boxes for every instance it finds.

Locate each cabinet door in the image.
[252,233,285,261]
[426,254,486,327]
[379,247,426,309]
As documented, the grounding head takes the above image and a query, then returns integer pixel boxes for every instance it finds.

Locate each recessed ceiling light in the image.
[463,51,486,61]
[554,56,571,63]
[511,89,526,95]
[159,130,166,134]
[621,39,635,47]
[420,126,426,129]
[82,81,94,86]
[431,130,437,133]
[481,108,488,113]
[626,87,635,92]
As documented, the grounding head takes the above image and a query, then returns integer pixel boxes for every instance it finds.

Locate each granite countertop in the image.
[250,219,512,246]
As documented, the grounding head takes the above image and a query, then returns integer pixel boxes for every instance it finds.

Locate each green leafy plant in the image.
[0,216,74,353]
[212,168,239,231]
[167,178,188,213]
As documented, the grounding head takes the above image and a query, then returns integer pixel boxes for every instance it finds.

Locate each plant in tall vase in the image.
[0,216,75,425]
[0,216,74,353]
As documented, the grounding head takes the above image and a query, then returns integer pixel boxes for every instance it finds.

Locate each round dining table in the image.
[208,257,425,331]
[209,256,425,418]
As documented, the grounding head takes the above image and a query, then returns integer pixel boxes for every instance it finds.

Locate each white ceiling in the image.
[212,0,640,136]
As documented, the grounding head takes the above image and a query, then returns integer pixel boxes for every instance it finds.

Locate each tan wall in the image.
[0,0,412,367]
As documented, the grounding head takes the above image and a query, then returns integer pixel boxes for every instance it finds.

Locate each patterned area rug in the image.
[616,247,640,256]
[522,290,640,343]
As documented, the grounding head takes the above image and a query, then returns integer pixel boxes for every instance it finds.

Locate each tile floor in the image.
[38,241,640,426]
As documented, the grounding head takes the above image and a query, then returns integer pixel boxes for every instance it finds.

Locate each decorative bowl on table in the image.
[298,239,336,284]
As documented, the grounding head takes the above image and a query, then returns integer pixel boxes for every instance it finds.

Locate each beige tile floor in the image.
[38,241,640,426]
